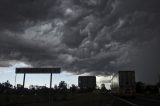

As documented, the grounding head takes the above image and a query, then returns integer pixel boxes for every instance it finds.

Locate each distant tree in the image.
[17,84,23,89]
[70,84,78,92]
[145,85,158,94]
[157,82,160,87]
[2,80,13,89]
[0,82,2,87]
[58,81,67,90]
[29,85,43,90]
[0,83,3,92]
[96,85,100,90]
[40,86,47,89]
[35,85,40,90]
[29,85,35,90]
[54,84,58,90]
[101,84,107,91]
[136,82,145,93]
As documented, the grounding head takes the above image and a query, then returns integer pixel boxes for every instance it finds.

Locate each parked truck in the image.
[110,71,136,96]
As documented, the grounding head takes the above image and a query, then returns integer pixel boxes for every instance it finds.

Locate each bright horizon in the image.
[0,62,111,89]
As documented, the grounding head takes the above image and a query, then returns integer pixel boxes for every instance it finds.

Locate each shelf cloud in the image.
[0,0,160,83]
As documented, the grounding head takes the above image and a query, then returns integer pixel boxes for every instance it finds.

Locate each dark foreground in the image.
[0,93,160,106]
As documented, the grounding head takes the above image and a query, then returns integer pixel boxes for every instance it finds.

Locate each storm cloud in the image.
[0,0,160,84]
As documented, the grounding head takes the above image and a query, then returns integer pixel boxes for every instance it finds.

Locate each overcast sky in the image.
[0,0,160,84]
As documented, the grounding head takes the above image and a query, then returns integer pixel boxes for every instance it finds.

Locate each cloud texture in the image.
[0,0,160,83]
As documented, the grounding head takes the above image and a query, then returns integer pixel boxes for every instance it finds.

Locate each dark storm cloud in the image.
[0,0,160,84]
[0,0,61,31]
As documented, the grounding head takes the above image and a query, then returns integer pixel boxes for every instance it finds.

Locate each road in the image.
[123,95,160,106]
[1,93,160,106]
[107,94,160,106]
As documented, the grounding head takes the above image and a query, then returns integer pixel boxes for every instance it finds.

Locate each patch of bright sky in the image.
[0,62,111,89]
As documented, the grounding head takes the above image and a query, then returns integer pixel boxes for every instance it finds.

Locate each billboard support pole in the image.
[23,73,26,88]
[50,73,52,89]
[14,74,17,88]
[15,68,61,89]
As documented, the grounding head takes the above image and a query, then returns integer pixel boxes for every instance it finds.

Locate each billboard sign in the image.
[16,68,61,74]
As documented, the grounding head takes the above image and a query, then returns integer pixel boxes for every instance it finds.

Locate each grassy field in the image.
[0,93,108,106]
[2,93,153,106]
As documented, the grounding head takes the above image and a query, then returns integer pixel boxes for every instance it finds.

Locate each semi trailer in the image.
[78,76,96,90]
[110,71,136,96]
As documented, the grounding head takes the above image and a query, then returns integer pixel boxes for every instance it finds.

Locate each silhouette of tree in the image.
[54,84,58,90]
[0,83,3,93]
[29,85,35,90]
[136,82,145,93]
[157,82,160,87]
[101,84,107,92]
[70,84,78,92]
[2,80,13,89]
[58,81,67,90]
[17,84,23,89]
[96,85,100,90]
[145,85,158,94]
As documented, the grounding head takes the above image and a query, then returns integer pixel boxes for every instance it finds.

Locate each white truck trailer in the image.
[110,71,136,96]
